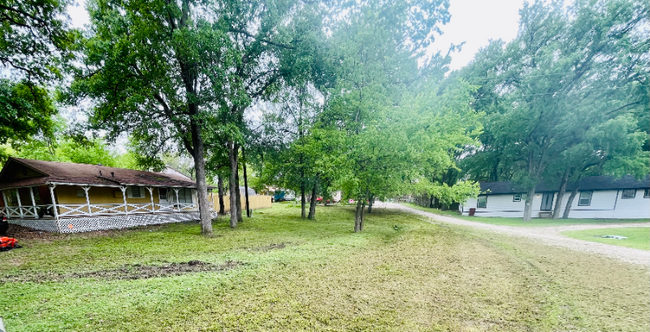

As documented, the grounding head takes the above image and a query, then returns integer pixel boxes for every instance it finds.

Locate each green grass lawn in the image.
[402,203,650,227]
[562,227,650,250]
[1,204,648,331]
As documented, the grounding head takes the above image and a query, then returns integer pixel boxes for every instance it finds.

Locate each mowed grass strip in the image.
[402,203,650,227]
[0,204,648,331]
[561,227,650,250]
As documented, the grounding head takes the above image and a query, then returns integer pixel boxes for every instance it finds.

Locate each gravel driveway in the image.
[385,202,650,266]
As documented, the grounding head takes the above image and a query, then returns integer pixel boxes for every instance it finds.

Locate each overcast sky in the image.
[67,0,525,71]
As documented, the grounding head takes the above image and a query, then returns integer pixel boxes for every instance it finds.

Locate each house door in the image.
[158,188,170,205]
[540,193,554,211]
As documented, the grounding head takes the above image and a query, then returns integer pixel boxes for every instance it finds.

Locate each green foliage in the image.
[0,0,79,81]
[15,136,118,167]
[459,0,649,219]
[0,80,56,146]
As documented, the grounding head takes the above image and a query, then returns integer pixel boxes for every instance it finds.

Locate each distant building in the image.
[461,175,650,219]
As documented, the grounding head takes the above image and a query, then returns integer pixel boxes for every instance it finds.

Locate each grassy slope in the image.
[0,204,648,331]
[402,203,649,227]
[562,227,650,250]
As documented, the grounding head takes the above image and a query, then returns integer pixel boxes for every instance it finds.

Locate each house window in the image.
[621,189,636,199]
[513,193,522,202]
[76,189,85,198]
[644,189,649,198]
[578,191,592,206]
[177,188,193,204]
[128,186,145,198]
[477,195,487,208]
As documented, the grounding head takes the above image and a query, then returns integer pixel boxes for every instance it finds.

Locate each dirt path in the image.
[384,202,650,266]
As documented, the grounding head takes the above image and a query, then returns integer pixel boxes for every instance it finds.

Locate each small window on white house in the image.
[513,193,522,202]
[578,191,592,206]
[128,186,145,198]
[644,189,649,198]
[621,189,636,199]
[477,195,487,208]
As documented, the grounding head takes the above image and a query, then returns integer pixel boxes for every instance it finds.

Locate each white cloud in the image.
[427,0,525,70]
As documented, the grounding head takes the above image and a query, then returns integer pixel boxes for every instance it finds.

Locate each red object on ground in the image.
[469,208,476,216]
[0,237,19,250]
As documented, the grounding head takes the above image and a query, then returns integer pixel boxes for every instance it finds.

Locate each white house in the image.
[461,175,649,219]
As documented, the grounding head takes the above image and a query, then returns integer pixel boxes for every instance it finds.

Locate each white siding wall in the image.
[461,189,649,219]
[462,194,544,218]
[611,189,649,219]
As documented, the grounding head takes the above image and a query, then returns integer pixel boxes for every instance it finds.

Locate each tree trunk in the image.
[360,199,366,231]
[429,195,435,208]
[552,170,569,219]
[189,118,212,235]
[367,194,374,213]
[300,181,306,219]
[354,200,363,232]
[228,141,238,228]
[308,179,318,220]
[523,187,536,221]
[217,176,225,215]
[234,143,243,223]
[563,185,579,219]
[242,148,251,218]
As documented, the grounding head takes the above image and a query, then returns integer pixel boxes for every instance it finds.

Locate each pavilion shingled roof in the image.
[0,157,204,189]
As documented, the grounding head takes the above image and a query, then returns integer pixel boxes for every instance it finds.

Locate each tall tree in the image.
[198,0,326,228]
[320,0,453,231]
[460,0,649,221]
[72,0,240,235]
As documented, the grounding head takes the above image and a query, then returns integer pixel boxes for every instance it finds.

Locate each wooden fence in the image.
[211,195,272,213]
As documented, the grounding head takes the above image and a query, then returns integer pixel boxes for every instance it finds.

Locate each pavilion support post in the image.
[120,187,128,215]
[82,186,91,215]
[147,187,155,213]
[2,190,9,216]
[173,188,180,212]
[48,184,60,232]
[29,187,38,219]
[16,188,23,218]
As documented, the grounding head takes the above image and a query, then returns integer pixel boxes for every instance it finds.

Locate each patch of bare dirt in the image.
[246,242,290,252]
[3,223,178,241]
[3,224,59,240]
[2,260,243,283]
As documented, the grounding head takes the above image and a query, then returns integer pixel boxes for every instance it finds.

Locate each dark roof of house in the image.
[480,175,650,195]
[0,157,209,189]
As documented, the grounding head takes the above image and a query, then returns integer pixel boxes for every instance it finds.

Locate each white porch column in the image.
[173,188,180,212]
[147,187,154,213]
[15,188,23,218]
[120,186,128,214]
[2,190,9,212]
[48,185,60,231]
[29,187,38,219]
[82,186,91,215]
